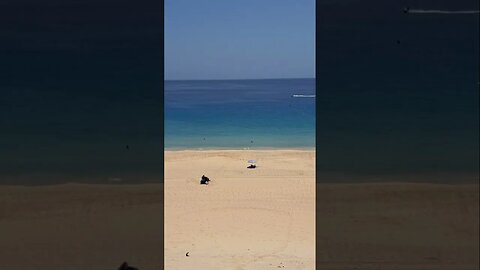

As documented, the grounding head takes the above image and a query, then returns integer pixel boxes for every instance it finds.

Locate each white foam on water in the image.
[409,9,479,14]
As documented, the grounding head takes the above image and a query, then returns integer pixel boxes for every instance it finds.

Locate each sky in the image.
[164,0,315,80]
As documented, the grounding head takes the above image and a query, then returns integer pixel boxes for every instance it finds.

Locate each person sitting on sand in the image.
[118,262,138,270]
[200,175,211,185]
[247,164,256,169]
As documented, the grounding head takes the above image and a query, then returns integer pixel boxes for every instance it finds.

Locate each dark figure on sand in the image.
[118,262,138,270]
[247,164,256,169]
[200,175,211,185]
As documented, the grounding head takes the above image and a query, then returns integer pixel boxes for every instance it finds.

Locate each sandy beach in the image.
[316,183,479,270]
[0,150,477,270]
[0,184,164,270]
[165,150,478,270]
[165,150,316,270]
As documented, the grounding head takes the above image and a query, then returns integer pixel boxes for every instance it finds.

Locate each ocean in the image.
[0,84,163,185]
[165,79,316,149]
[0,0,478,184]
[316,0,479,182]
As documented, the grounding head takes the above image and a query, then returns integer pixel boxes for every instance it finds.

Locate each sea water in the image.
[1,0,478,184]
[165,79,315,149]
[315,0,479,181]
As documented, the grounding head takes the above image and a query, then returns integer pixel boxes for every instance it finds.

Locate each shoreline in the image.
[164,147,316,151]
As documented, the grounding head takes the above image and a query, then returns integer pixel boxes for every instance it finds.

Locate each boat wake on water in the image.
[292,94,315,98]
[406,8,479,14]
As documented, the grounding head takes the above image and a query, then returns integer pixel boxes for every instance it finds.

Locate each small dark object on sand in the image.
[118,262,138,270]
[247,164,256,169]
[186,252,190,257]
[200,175,211,185]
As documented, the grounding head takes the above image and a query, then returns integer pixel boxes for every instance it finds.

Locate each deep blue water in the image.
[316,0,479,182]
[0,0,162,184]
[165,79,315,149]
[0,85,163,184]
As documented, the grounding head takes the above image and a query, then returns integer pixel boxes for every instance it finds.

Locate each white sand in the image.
[165,150,316,270]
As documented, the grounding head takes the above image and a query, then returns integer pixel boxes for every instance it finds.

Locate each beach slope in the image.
[165,150,316,270]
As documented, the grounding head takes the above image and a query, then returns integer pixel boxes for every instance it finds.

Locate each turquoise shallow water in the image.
[165,79,316,149]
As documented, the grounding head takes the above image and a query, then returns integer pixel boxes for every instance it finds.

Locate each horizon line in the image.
[164,77,315,82]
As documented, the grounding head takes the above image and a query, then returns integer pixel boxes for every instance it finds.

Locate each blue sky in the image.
[165,0,315,80]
